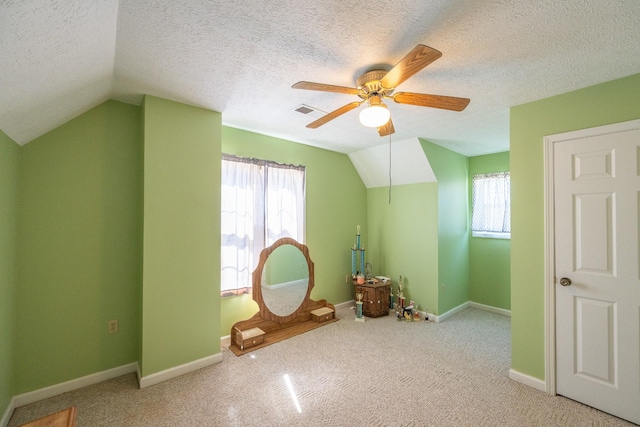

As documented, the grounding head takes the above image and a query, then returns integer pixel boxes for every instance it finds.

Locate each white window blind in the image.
[471,172,510,238]
[221,154,305,296]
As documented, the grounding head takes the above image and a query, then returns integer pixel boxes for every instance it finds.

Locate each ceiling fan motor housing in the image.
[356,70,394,99]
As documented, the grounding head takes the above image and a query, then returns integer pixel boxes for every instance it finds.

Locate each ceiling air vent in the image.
[294,104,326,119]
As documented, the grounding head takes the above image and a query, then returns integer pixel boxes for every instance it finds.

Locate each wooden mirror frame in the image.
[253,237,314,323]
[229,238,337,356]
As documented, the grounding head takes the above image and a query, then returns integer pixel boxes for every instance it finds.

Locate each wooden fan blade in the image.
[306,101,362,129]
[393,92,470,111]
[378,118,395,137]
[292,81,360,95]
[380,45,442,89]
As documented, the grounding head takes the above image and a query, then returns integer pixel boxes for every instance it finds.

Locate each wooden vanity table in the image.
[229,238,337,356]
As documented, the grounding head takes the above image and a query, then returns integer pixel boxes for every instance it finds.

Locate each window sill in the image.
[472,231,511,240]
[221,288,251,298]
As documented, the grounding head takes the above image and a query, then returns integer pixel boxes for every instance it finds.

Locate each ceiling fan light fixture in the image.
[359,101,390,128]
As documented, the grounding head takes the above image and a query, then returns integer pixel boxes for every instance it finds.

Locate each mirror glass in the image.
[261,243,309,316]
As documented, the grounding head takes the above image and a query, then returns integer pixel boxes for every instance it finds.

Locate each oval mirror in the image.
[260,243,309,317]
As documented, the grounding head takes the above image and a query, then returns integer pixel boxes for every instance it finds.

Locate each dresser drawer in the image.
[234,327,265,350]
[311,307,334,323]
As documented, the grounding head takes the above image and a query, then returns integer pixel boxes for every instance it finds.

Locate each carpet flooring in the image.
[8,306,635,426]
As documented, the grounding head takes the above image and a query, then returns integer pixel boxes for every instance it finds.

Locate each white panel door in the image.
[554,120,640,424]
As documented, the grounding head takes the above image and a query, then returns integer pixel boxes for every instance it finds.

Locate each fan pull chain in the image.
[388,133,392,204]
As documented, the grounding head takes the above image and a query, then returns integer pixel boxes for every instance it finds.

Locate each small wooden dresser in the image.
[354,280,391,318]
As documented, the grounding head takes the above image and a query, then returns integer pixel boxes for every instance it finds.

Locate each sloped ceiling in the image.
[349,138,436,188]
[1,0,640,156]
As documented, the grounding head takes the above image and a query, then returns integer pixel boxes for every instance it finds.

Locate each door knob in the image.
[559,277,572,286]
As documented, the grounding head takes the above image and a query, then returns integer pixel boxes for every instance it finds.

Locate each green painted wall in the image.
[421,139,470,314]
[15,101,142,393]
[220,126,367,336]
[141,96,221,376]
[366,183,439,314]
[510,73,640,380]
[469,152,511,310]
[0,131,20,411]
[365,140,469,316]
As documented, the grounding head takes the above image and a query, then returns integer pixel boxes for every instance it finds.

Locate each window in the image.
[471,172,510,238]
[220,154,305,296]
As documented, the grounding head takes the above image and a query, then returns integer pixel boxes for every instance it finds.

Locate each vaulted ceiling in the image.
[2,0,639,156]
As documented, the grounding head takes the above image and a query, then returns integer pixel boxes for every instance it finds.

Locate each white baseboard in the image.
[429,301,470,323]
[334,300,354,310]
[138,353,222,389]
[469,301,511,317]
[220,334,231,348]
[13,362,139,409]
[5,354,224,423]
[428,301,511,323]
[509,368,546,392]
[335,300,508,323]
[1,397,16,427]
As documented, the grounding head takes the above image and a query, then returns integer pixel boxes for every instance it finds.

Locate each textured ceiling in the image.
[1,0,639,156]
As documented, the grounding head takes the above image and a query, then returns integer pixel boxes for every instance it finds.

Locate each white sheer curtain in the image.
[266,165,305,245]
[471,172,511,235]
[221,158,265,295]
[221,155,305,296]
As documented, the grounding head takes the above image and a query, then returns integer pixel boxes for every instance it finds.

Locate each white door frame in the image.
[543,118,640,396]
[543,131,558,395]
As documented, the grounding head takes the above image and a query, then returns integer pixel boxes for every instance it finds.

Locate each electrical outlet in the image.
[441,283,446,294]
[345,274,349,283]
[108,320,119,334]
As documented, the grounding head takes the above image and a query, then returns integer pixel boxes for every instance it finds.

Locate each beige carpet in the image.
[9,306,634,426]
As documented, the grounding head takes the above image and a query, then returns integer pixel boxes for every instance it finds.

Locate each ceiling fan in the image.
[292,44,470,137]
